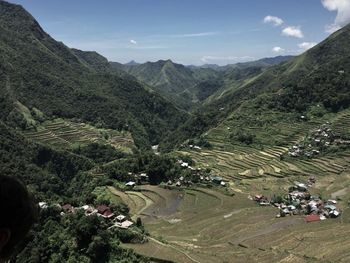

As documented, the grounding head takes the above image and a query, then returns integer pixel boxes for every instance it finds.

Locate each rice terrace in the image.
[90,109,350,262]
[2,0,350,262]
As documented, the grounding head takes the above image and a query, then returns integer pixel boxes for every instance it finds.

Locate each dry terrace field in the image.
[24,118,135,153]
[110,110,350,262]
[178,109,350,187]
[100,182,350,263]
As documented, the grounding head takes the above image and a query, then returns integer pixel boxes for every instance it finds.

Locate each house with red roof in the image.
[97,205,115,219]
[305,214,320,223]
[62,204,74,213]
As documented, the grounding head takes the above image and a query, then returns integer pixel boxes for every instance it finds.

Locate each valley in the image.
[1,1,350,262]
[78,107,350,262]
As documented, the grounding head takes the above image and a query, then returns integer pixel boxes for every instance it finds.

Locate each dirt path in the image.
[125,191,154,220]
[148,237,201,263]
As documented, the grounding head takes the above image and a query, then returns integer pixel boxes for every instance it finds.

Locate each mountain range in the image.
[2,0,350,152]
[160,23,350,150]
[1,0,350,261]
[113,56,294,110]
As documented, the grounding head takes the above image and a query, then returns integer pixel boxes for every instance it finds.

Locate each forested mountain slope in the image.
[0,0,187,149]
[112,59,221,110]
[113,56,293,111]
[160,23,350,150]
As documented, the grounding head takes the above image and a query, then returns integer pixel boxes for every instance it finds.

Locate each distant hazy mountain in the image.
[187,56,294,71]
[124,60,140,66]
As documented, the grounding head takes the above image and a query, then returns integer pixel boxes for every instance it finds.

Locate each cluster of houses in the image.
[166,175,227,187]
[122,159,228,189]
[123,172,149,188]
[38,202,134,229]
[288,123,337,158]
[177,159,202,174]
[167,160,227,187]
[251,177,342,223]
[167,176,193,187]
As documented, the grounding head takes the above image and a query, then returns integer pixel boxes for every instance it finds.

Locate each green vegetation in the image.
[2,1,350,262]
[115,55,293,112]
[0,1,187,150]
[73,143,126,164]
[113,59,221,110]
[160,23,350,151]
[24,119,135,153]
[17,210,147,263]
[103,152,194,185]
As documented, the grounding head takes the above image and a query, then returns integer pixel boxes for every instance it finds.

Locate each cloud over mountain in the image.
[322,0,350,33]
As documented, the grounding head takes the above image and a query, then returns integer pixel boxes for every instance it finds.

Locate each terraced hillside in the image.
[24,119,135,153]
[119,184,350,263]
[178,109,350,183]
[106,185,184,221]
[89,110,350,263]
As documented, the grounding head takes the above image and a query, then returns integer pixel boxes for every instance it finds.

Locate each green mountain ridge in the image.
[111,59,211,110]
[0,0,187,148]
[160,23,350,150]
[114,56,293,111]
[1,1,350,262]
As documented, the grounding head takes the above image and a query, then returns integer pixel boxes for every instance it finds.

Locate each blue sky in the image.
[7,0,350,65]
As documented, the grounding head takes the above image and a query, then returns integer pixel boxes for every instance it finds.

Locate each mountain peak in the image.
[0,0,46,39]
[125,60,139,66]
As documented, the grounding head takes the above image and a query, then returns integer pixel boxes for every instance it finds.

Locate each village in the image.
[288,122,350,158]
[251,176,342,223]
[38,201,135,229]
[36,157,229,231]
[166,159,227,187]
[120,158,228,189]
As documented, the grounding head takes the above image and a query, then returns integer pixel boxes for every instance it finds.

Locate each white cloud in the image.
[130,39,137,45]
[325,23,342,33]
[201,55,255,64]
[322,0,350,33]
[264,15,284,26]
[282,26,304,38]
[298,42,317,50]
[272,46,285,53]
